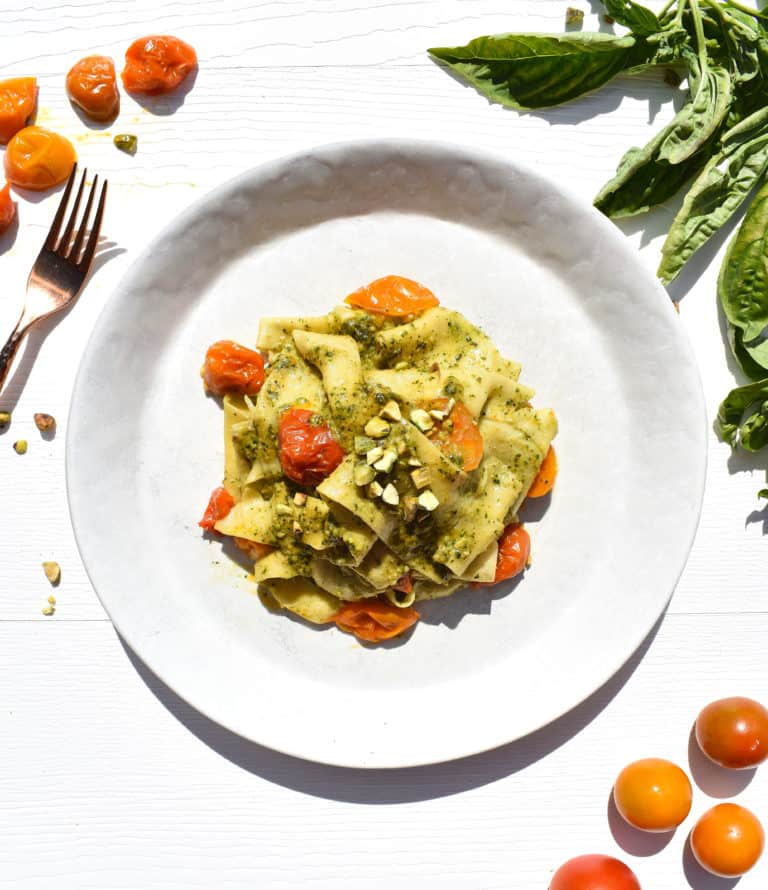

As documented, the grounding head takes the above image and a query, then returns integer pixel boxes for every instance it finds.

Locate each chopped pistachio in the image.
[565,6,584,27]
[47,595,57,605]
[445,398,456,414]
[373,449,397,473]
[410,409,434,432]
[407,456,422,467]
[275,504,293,516]
[364,416,390,438]
[366,445,385,465]
[381,483,399,506]
[292,520,303,536]
[410,466,431,489]
[417,490,439,511]
[293,492,308,506]
[354,435,377,454]
[0,411,10,427]
[353,463,376,486]
[396,440,407,455]
[34,413,56,433]
[13,440,27,454]
[42,561,61,585]
[367,480,384,498]
[42,605,55,617]
[114,133,138,155]
[402,496,419,522]
[429,408,448,421]
[379,400,402,422]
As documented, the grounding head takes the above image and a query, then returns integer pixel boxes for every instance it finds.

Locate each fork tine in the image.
[77,179,108,274]
[43,163,78,251]
[56,168,87,256]
[68,174,98,262]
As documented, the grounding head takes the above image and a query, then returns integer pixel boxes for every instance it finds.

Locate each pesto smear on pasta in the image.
[199,276,557,644]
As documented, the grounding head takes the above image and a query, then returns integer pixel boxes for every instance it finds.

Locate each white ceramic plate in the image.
[67,140,706,768]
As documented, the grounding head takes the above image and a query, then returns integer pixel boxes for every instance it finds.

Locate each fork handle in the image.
[0,322,26,395]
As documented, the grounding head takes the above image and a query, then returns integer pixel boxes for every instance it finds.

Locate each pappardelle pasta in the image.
[199,276,558,644]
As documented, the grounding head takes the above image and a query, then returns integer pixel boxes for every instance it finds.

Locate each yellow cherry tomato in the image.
[691,803,764,877]
[613,758,692,832]
[4,126,76,191]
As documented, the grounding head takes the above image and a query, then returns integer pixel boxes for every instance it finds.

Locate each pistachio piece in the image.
[396,440,407,455]
[417,490,439,512]
[42,561,61,585]
[373,449,397,473]
[364,416,390,438]
[402,496,419,522]
[292,520,303,537]
[410,466,431,490]
[0,411,10,427]
[354,435,377,454]
[354,463,376,486]
[409,408,434,432]
[293,492,308,506]
[445,397,456,414]
[34,413,56,433]
[42,605,55,617]
[367,480,384,498]
[381,483,399,506]
[366,445,385,465]
[407,456,422,467]
[379,400,402,422]
[13,440,27,454]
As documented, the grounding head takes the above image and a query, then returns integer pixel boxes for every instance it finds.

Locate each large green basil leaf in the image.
[716,377,768,450]
[428,33,654,111]
[729,325,768,380]
[603,0,660,37]
[658,106,768,284]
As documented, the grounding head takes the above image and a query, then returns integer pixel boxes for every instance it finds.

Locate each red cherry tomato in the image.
[0,181,16,234]
[695,696,768,769]
[549,854,641,890]
[122,35,197,95]
[202,340,265,397]
[691,803,765,877]
[198,486,235,531]
[278,407,345,487]
[613,758,692,832]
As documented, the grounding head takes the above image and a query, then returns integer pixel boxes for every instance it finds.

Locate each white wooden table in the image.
[2,2,766,887]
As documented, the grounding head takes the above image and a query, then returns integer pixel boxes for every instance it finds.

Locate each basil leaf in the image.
[719,179,768,349]
[658,106,768,284]
[428,33,652,111]
[603,0,661,37]
[729,325,768,380]
[716,377,768,450]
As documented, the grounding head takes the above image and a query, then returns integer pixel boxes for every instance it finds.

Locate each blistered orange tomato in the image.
[695,696,768,770]
[334,597,419,643]
[122,35,197,95]
[613,758,692,832]
[0,77,37,144]
[474,523,530,588]
[66,56,119,121]
[691,803,764,877]
[4,126,76,191]
[202,340,265,396]
[344,275,439,317]
[428,398,483,471]
[528,445,557,497]
[0,182,16,234]
[549,855,641,890]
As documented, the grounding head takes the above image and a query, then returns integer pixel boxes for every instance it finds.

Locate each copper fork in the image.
[0,164,108,392]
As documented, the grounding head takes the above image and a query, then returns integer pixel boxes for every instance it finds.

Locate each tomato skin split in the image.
[333,598,420,643]
[278,407,345,487]
[122,36,198,95]
[66,56,119,121]
[202,340,265,397]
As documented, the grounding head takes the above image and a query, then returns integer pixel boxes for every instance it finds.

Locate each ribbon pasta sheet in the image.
[213,301,557,634]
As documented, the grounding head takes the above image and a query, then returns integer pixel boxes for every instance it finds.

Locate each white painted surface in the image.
[1,0,766,886]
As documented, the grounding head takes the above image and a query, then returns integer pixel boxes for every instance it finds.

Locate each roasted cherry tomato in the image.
[695,696,768,769]
[690,803,764,877]
[198,486,235,531]
[4,126,76,191]
[278,407,345,487]
[529,445,557,497]
[0,77,37,144]
[334,597,419,643]
[122,35,197,95]
[202,340,265,397]
[66,55,119,121]
[344,275,439,317]
[613,758,692,832]
[549,854,641,890]
[428,398,483,471]
[0,182,16,234]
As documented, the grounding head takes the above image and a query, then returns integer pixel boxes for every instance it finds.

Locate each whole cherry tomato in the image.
[4,126,76,191]
[691,803,764,877]
[344,275,439,317]
[0,77,37,144]
[613,758,692,832]
[202,340,265,397]
[695,696,768,769]
[66,56,119,121]
[122,35,197,95]
[549,854,641,890]
[529,445,558,497]
[0,182,16,234]
[278,407,345,487]
[198,486,235,531]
